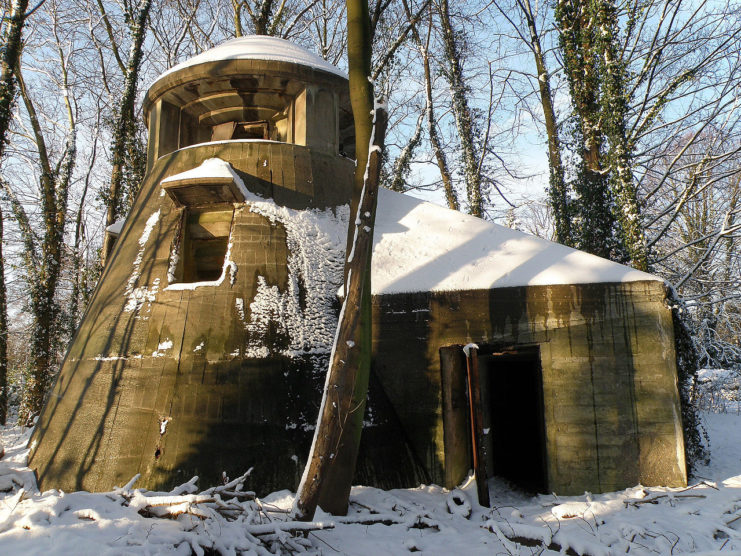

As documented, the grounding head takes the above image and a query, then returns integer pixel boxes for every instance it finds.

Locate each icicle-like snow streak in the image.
[124,210,161,312]
[239,190,347,358]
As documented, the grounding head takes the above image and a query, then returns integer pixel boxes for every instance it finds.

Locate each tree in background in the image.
[494,0,570,245]
[0,0,30,158]
[435,0,484,217]
[3,2,79,423]
[554,0,619,260]
[592,0,646,270]
[231,0,320,38]
[0,0,32,426]
[293,0,386,519]
[0,205,7,424]
[101,0,152,265]
[399,0,458,210]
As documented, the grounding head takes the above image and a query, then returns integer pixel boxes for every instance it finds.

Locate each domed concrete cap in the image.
[155,35,346,83]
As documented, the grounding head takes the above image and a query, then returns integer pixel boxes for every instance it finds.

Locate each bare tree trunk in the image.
[0,205,7,425]
[0,0,30,161]
[436,0,483,217]
[404,0,459,210]
[388,112,422,192]
[102,0,153,266]
[515,0,570,245]
[14,39,76,423]
[233,0,244,36]
[67,133,98,339]
[293,0,386,520]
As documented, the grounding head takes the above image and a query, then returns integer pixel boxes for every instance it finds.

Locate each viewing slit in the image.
[172,207,234,283]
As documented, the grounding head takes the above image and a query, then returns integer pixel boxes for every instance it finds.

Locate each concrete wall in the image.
[28,143,356,494]
[371,282,687,495]
[29,138,686,496]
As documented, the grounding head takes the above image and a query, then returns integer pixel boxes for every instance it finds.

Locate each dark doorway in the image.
[480,347,548,493]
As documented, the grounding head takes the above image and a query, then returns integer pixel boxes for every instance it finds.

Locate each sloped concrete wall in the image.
[28,144,354,493]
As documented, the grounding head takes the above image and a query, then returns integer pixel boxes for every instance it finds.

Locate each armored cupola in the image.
[144,36,354,163]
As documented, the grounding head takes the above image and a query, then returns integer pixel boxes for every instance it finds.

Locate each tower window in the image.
[175,208,233,283]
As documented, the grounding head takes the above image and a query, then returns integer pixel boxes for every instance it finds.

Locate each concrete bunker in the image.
[29,36,688,500]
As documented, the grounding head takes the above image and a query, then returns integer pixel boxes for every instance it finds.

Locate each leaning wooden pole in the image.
[292,0,386,520]
[464,345,490,507]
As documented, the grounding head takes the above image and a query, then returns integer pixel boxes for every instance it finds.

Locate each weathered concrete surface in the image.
[144,58,352,162]
[28,141,428,494]
[371,282,687,495]
[31,148,686,496]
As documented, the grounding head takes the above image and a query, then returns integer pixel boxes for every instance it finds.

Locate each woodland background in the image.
[0,0,738,426]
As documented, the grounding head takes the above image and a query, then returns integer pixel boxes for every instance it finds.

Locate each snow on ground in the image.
[2,407,740,554]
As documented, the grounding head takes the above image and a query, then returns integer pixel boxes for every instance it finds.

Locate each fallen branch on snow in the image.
[118,470,333,553]
[624,493,707,508]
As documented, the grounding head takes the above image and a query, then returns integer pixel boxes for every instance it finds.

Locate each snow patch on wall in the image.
[123,210,161,312]
[239,191,347,358]
[152,339,173,358]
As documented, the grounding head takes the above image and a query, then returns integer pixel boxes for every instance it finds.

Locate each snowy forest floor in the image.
[0,409,740,555]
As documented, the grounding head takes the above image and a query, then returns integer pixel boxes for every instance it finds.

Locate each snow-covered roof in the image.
[153,36,346,87]
[371,189,661,295]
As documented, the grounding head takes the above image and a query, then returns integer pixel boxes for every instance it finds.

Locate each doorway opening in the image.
[479,346,548,493]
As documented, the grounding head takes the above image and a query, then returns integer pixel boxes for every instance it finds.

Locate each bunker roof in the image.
[150,35,346,90]
[372,189,662,295]
[158,35,347,79]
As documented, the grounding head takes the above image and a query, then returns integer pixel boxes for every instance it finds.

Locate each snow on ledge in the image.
[106,218,125,236]
[371,189,662,295]
[161,157,250,199]
[177,139,282,152]
[151,36,346,90]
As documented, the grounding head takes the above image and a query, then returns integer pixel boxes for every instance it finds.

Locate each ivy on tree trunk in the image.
[102,0,153,266]
[554,0,649,268]
[13,52,76,424]
[437,0,483,217]
[0,205,7,425]
[0,0,29,160]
